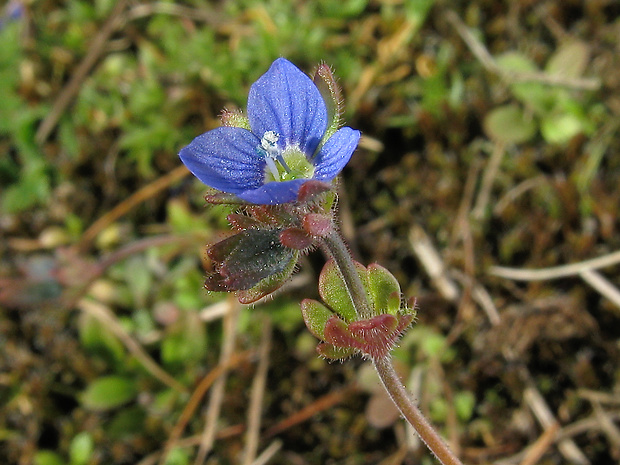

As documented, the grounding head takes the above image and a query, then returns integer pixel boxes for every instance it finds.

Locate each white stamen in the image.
[260,131,284,180]
[265,157,280,181]
[261,131,280,156]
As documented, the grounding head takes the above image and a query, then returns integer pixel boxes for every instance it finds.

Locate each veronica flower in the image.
[179,58,360,204]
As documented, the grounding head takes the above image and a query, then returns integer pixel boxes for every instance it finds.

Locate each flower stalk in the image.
[374,356,465,465]
[319,227,373,320]
[318,229,464,465]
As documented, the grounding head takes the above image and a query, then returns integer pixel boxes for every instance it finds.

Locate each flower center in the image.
[258,131,315,183]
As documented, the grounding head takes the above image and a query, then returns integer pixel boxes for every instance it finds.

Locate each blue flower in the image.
[0,1,24,30]
[179,58,361,204]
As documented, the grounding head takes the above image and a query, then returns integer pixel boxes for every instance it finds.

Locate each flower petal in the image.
[179,127,264,193]
[248,58,327,156]
[313,127,361,181]
[237,179,308,205]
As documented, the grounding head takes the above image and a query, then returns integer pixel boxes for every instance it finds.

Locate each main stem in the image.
[374,357,465,465]
[319,226,464,465]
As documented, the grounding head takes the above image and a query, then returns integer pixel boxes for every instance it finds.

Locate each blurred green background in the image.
[1,1,619,464]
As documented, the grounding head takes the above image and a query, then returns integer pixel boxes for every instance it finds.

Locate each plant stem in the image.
[374,356,465,465]
[320,227,373,319]
[319,228,465,465]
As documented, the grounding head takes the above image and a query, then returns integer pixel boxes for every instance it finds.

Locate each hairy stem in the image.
[374,356,464,465]
[318,227,464,465]
[320,227,372,319]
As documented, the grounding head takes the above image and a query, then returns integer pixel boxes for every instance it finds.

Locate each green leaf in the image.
[69,432,93,465]
[78,312,125,363]
[429,396,448,422]
[495,52,551,113]
[300,299,334,339]
[540,111,583,144]
[33,451,65,465]
[161,311,207,367]
[483,104,536,144]
[124,255,153,308]
[167,198,206,233]
[545,40,589,79]
[405,0,436,28]
[316,342,356,360]
[206,229,298,293]
[80,376,137,411]
[318,0,368,18]
[366,263,401,315]
[164,447,191,465]
[1,164,51,214]
[318,260,364,322]
[454,391,476,422]
[107,406,147,439]
[495,51,538,73]
[236,248,300,304]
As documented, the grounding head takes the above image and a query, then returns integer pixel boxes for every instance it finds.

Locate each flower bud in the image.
[279,228,314,250]
[204,229,299,303]
[302,213,332,237]
[313,63,343,139]
[220,108,250,129]
[296,180,333,204]
[302,259,417,360]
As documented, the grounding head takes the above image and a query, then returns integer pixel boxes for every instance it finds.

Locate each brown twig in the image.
[263,386,354,438]
[518,422,560,465]
[157,350,252,465]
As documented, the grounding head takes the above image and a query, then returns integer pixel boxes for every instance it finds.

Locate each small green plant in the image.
[484,41,598,145]
[179,58,464,465]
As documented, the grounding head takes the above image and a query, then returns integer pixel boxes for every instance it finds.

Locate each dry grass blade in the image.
[251,440,283,465]
[157,350,252,465]
[519,365,590,465]
[242,316,272,465]
[450,270,501,326]
[518,422,560,465]
[193,296,241,465]
[409,224,460,302]
[489,249,620,281]
[579,270,620,313]
[77,165,191,252]
[592,401,620,451]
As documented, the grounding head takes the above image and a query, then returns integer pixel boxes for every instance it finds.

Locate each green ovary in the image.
[264,148,315,183]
